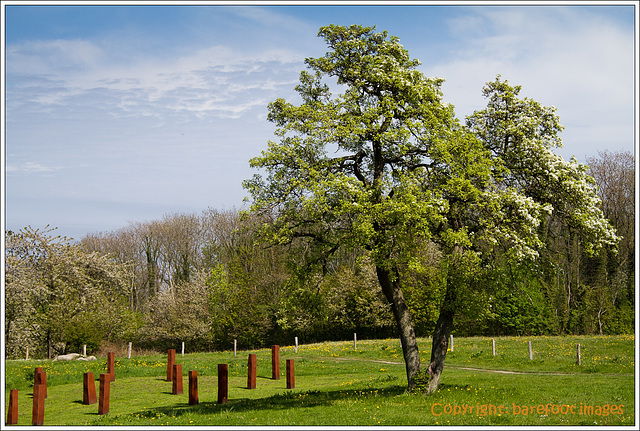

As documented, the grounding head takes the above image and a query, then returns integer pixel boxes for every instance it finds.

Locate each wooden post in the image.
[294,337,298,353]
[354,333,357,350]
[217,364,228,404]
[25,346,29,360]
[577,343,582,366]
[83,372,97,405]
[128,342,132,359]
[188,370,198,405]
[271,345,280,380]
[172,364,183,395]
[41,372,47,399]
[34,369,47,399]
[233,339,237,357]
[98,373,110,415]
[247,354,257,389]
[528,340,533,360]
[286,359,295,389]
[6,388,18,425]
[32,384,45,426]
[166,349,176,382]
[107,352,115,382]
[450,335,454,352]
[181,341,185,357]
[492,339,496,356]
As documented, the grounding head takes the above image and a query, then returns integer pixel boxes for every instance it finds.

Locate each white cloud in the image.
[428,6,634,160]
[6,162,63,173]
[6,38,304,123]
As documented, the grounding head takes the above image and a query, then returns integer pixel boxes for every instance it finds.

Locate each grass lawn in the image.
[3,335,636,426]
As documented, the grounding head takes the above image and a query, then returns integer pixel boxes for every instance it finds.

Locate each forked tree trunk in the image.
[426,286,456,393]
[426,243,466,393]
[376,266,421,388]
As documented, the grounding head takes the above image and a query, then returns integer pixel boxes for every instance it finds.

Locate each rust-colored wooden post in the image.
[172,364,183,395]
[31,384,45,425]
[107,352,115,382]
[247,354,257,389]
[217,364,228,404]
[39,372,47,399]
[286,359,295,389]
[34,368,47,399]
[83,372,97,405]
[98,373,110,415]
[188,370,198,405]
[166,349,176,382]
[271,345,280,380]
[6,388,18,425]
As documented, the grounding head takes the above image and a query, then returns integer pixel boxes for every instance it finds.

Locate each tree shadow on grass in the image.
[129,384,408,420]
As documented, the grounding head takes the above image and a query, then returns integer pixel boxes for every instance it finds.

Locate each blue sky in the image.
[2,2,637,240]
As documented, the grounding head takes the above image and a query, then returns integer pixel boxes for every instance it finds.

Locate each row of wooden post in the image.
[7,346,295,426]
[67,340,184,361]
[66,335,329,363]
[231,333,357,358]
[233,334,350,356]
[168,345,295,408]
[448,335,583,364]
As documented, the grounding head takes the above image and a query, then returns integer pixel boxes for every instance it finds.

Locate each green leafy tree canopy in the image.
[244,25,618,390]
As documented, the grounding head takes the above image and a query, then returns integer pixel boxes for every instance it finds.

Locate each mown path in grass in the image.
[4,335,635,426]
[332,355,635,376]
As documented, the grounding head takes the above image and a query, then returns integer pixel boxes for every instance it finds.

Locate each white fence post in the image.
[492,339,496,356]
[128,342,132,359]
[294,337,298,353]
[450,335,454,352]
[234,339,237,357]
[528,340,533,360]
[354,333,357,350]
[577,343,581,365]
[182,341,185,357]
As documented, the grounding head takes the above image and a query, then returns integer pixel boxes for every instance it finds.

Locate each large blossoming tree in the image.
[244,25,617,391]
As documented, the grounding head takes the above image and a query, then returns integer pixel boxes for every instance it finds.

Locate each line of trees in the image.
[4,146,633,360]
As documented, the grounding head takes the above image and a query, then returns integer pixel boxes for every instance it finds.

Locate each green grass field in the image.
[4,335,636,426]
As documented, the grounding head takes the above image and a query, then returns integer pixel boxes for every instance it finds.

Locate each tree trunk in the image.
[426,285,455,393]
[376,266,421,388]
[47,331,52,360]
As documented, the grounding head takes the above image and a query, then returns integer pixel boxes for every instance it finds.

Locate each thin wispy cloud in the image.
[6,162,63,173]
[7,38,303,121]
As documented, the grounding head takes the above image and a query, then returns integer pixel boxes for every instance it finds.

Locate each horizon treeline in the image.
[4,150,634,359]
